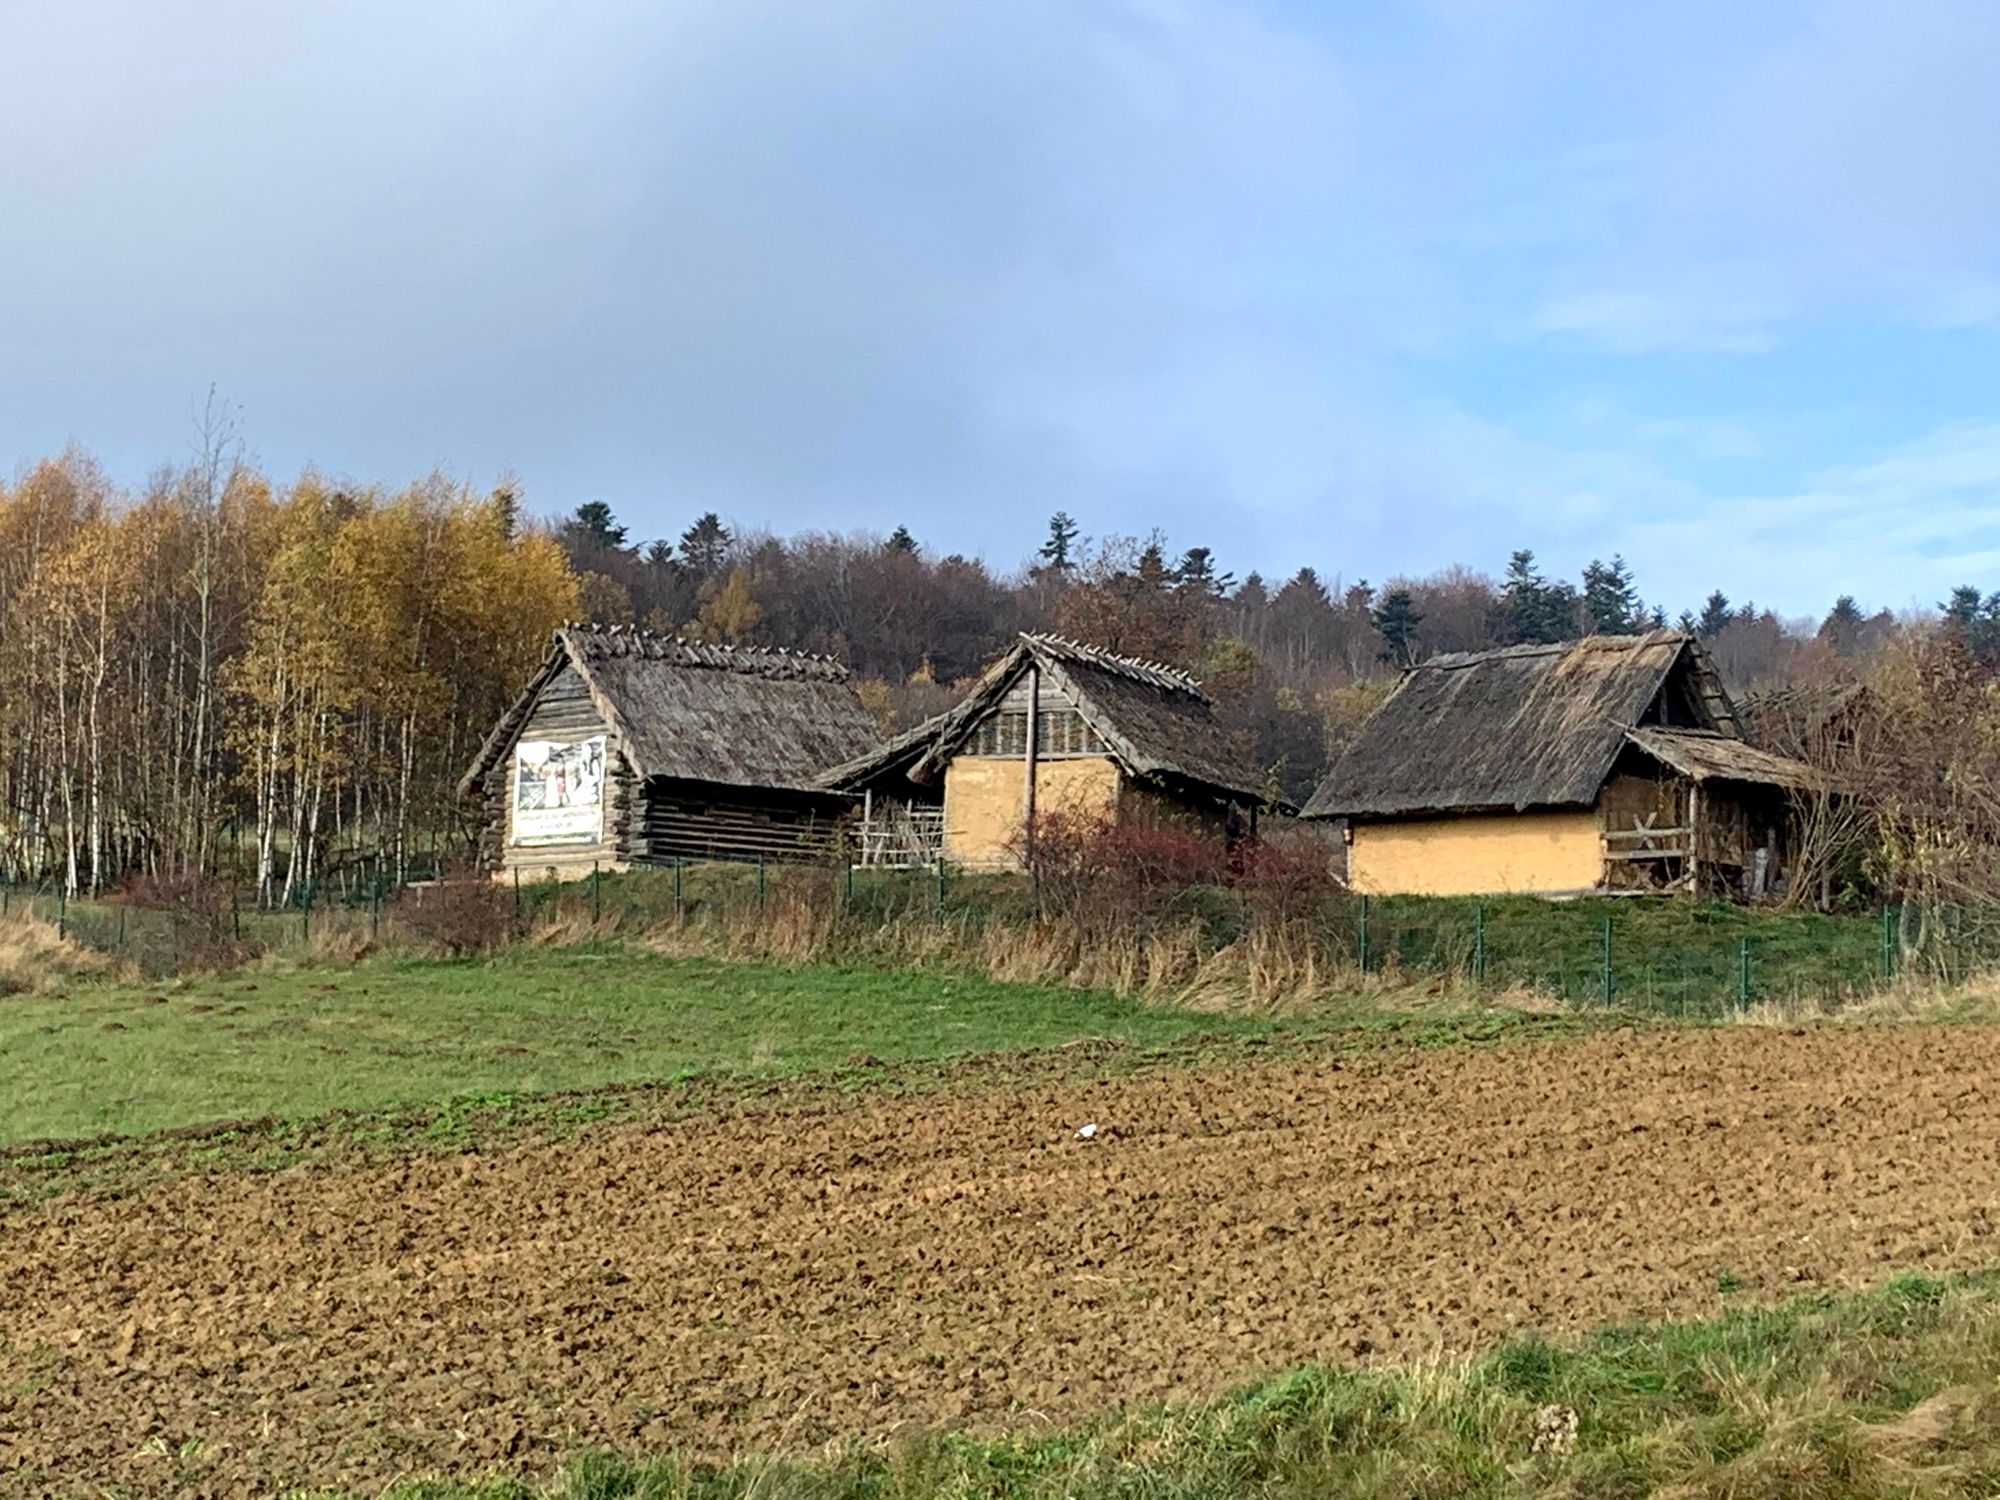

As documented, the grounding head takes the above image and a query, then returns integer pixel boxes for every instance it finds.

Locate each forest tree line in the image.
[0,441,1969,898]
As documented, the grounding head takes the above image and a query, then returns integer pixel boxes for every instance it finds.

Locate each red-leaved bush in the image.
[1014,806,1341,940]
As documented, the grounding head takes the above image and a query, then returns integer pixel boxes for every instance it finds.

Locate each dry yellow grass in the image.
[0,915,130,996]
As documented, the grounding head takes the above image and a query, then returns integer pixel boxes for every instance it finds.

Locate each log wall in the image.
[634,778,855,865]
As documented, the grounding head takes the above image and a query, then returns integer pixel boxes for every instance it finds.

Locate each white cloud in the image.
[1529,289,1788,354]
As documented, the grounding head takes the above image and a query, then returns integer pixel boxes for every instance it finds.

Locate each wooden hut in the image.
[460,625,881,876]
[819,634,1282,868]
[1302,631,1817,899]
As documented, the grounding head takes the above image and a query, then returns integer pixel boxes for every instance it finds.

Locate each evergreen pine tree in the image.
[1173,546,1233,596]
[569,500,627,551]
[1818,595,1865,657]
[678,512,732,577]
[886,525,918,555]
[1502,550,1574,643]
[1371,588,1424,666]
[1038,512,1081,573]
[1581,555,1640,634]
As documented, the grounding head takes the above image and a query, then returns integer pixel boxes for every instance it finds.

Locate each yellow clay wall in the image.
[1348,811,1601,896]
[942,755,1122,867]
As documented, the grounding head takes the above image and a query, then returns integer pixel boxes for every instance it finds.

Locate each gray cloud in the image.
[0,1,1996,613]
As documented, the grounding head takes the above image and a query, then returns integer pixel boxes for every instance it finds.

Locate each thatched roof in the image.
[1303,631,1748,820]
[1623,727,1818,791]
[460,626,881,797]
[819,634,1279,809]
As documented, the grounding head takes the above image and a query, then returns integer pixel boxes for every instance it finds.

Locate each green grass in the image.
[1361,894,1892,1013]
[0,947,1305,1146]
[339,1270,2000,1500]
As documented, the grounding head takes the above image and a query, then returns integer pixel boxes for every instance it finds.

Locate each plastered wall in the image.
[942,755,1122,865]
[1348,810,1601,896]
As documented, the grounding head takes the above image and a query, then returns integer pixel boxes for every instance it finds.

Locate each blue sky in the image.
[3,1,1998,618]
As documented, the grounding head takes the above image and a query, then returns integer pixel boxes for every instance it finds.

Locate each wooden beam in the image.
[1688,780,1703,893]
[1022,661,1040,845]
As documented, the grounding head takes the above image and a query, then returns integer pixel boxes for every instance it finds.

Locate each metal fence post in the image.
[1738,936,1751,1009]
[756,855,766,915]
[1473,902,1486,988]
[935,859,945,918]
[1881,904,1894,983]
[513,867,521,923]
[58,885,66,942]
[673,857,684,918]
[593,860,602,923]
[844,860,854,910]
[1600,916,1613,1005]
[1357,895,1370,973]
[371,875,381,938]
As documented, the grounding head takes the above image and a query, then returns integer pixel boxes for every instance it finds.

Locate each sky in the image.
[3,0,1999,619]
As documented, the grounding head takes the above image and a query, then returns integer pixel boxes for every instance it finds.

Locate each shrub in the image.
[119,871,253,971]
[392,876,515,957]
[1016,809,1227,927]
[1233,831,1345,925]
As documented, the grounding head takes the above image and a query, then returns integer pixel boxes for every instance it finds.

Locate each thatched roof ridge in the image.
[1019,634,1210,699]
[817,632,1279,809]
[556,621,853,681]
[460,625,878,798]
[1304,630,1738,820]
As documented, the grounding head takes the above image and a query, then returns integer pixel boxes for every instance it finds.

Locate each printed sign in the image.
[512,735,606,845]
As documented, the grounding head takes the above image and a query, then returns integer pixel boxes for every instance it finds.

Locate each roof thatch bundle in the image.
[820,633,1278,808]
[1304,631,1748,819]
[461,625,881,797]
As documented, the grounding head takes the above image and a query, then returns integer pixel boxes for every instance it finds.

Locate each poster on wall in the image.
[511,735,606,845]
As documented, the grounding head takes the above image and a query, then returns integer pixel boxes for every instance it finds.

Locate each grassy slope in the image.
[355,1271,2000,1500]
[0,948,1294,1145]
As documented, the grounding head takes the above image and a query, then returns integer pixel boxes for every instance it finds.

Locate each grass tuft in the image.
[317,1270,2000,1499]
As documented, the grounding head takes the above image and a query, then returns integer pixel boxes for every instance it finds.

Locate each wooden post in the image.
[1021,662,1040,865]
[1600,916,1613,1005]
[1687,780,1703,894]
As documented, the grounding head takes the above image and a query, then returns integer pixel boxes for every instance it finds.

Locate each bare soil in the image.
[4,1025,1999,1496]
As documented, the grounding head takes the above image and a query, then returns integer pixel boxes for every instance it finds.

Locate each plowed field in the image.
[5,1025,2000,1496]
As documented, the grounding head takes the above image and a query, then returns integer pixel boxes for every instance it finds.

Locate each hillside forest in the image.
[4,440,1996,906]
